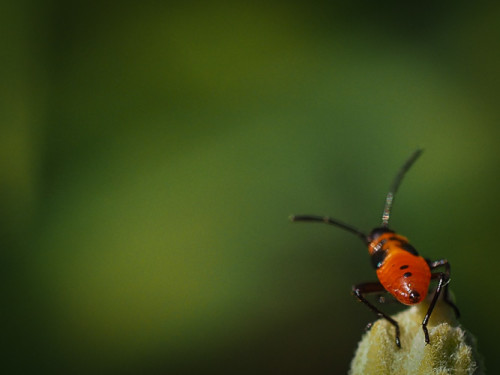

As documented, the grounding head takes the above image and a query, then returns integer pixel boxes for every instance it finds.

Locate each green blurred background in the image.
[2,1,499,373]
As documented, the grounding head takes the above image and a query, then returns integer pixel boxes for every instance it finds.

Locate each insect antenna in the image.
[290,214,369,244]
[381,149,423,227]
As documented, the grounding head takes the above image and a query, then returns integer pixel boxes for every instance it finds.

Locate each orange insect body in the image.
[369,232,431,305]
[291,150,460,347]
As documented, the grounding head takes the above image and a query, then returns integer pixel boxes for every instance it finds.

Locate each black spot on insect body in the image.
[403,272,412,278]
[400,265,409,270]
[400,242,419,255]
[409,290,421,303]
[370,250,387,269]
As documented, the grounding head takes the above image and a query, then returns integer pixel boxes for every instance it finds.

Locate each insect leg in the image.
[422,272,450,344]
[428,259,460,318]
[352,281,401,348]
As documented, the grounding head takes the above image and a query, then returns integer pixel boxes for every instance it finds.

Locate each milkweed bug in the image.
[290,150,460,348]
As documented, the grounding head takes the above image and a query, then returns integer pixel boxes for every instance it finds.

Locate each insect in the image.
[290,150,460,348]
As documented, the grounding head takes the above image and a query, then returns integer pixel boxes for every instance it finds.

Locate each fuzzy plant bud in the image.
[349,297,483,375]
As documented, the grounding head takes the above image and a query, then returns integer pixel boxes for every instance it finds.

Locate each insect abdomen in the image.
[376,249,431,305]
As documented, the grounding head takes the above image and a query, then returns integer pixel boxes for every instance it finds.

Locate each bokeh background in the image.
[3,1,499,374]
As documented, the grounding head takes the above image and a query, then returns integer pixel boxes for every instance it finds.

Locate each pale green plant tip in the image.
[349,299,484,375]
